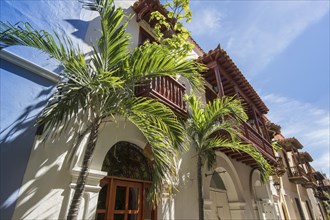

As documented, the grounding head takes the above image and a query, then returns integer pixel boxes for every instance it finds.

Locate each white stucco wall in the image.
[271,150,324,220]
[170,149,272,220]
[12,117,149,219]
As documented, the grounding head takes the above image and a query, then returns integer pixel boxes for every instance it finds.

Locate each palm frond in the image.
[127,43,205,90]
[186,94,272,182]
[210,138,272,182]
[201,120,238,145]
[97,0,130,72]
[185,95,206,132]
[124,97,186,204]
[125,97,185,151]
[37,80,90,136]
[203,96,247,131]
[0,21,81,64]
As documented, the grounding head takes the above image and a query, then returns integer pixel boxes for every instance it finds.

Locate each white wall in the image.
[12,117,148,219]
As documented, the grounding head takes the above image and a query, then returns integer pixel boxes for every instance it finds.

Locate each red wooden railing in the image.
[239,121,276,163]
[135,76,187,116]
[206,90,276,164]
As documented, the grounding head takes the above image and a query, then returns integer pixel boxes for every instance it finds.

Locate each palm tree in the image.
[185,95,272,220]
[0,1,205,219]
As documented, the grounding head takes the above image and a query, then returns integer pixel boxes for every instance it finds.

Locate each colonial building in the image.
[269,132,329,220]
[0,0,327,220]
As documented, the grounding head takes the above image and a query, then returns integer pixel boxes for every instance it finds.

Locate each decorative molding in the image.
[70,167,107,188]
[229,202,246,210]
[0,50,61,83]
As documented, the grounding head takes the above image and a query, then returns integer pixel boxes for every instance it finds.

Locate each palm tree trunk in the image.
[197,155,204,220]
[67,118,101,220]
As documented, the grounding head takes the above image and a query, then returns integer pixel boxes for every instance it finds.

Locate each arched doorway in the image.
[209,171,231,220]
[95,142,156,220]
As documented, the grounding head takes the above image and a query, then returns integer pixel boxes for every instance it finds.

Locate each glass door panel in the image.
[115,186,127,210]
[114,214,125,220]
[98,183,108,209]
[128,214,137,220]
[110,180,142,220]
[128,187,139,210]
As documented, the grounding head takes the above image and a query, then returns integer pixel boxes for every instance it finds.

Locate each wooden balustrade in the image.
[288,166,309,184]
[239,121,276,163]
[304,172,318,188]
[218,115,276,166]
[135,76,187,116]
[275,157,286,176]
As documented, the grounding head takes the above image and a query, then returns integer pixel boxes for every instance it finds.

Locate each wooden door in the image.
[109,180,142,220]
[96,177,156,220]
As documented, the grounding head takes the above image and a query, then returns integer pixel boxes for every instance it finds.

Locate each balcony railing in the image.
[274,157,286,176]
[135,76,187,116]
[303,172,318,188]
[314,191,329,201]
[288,166,309,184]
[203,89,276,166]
[239,121,276,164]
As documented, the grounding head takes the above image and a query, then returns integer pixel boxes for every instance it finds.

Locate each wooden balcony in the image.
[314,191,329,201]
[135,76,187,117]
[205,87,276,167]
[239,122,276,164]
[220,118,276,168]
[274,157,286,176]
[302,172,318,188]
[288,166,309,184]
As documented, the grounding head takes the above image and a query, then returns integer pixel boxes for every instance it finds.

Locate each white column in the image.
[64,168,107,220]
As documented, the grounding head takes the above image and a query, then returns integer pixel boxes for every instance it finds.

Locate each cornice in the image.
[0,50,60,83]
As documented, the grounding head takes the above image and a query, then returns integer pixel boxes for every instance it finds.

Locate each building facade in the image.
[1,0,328,220]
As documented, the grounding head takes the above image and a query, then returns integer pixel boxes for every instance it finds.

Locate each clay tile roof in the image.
[299,152,313,162]
[198,47,269,114]
[264,119,281,135]
[278,137,304,151]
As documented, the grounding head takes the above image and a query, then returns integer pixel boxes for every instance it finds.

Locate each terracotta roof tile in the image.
[198,47,269,114]
[278,137,304,151]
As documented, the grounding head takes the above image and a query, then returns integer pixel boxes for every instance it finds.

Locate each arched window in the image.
[102,141,152,181]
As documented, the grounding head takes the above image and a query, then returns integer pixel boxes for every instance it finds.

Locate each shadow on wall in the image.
[9,110,90,219]
[65,19,90,40]
[0,94,51,219]
[0,59,55,219]
[0,90,80,219]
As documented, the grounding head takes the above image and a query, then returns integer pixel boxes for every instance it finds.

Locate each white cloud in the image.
[312,152,330,178]
[237,1,329,75]
[190,1,329,76]
[186,7,223,37]
[263,93,330,177]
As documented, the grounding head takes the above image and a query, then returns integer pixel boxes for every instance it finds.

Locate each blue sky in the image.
[186,0,330,176]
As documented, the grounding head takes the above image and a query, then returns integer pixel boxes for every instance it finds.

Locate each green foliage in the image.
[185,94,273,182]
[150,0,194,58]
[272,140,282,152]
